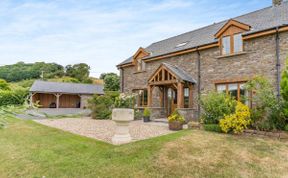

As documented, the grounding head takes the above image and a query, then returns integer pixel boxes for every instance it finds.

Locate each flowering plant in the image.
[219,101,251,134]
[114,93,137,108]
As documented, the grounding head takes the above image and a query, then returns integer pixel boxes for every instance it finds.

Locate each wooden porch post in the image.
[147,85,153,107]
[55,93,61,109]
[177,82,184,108]
[189,84,193,108]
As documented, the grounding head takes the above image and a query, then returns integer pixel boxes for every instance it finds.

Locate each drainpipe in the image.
[120,68,124,93]
[196,47,201,119]
[275,26,281,101]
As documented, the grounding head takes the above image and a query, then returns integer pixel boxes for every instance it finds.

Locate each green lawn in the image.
[0,112,288,178]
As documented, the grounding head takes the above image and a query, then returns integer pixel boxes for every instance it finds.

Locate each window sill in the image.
[216,51,247,59]
[133,70,146,74]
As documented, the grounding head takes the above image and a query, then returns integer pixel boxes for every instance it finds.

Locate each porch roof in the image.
[162,63,197,84]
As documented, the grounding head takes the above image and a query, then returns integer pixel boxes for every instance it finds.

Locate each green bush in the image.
[88,94,114,119]
[0,89,28,106]
[200,92,236,124]
[284,124,288,132]
[203,124,222,133]
[114,93,136,108]
[143,108,151,117]
[245,76,287,131]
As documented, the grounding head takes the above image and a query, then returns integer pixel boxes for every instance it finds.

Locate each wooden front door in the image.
[167,88,177,116]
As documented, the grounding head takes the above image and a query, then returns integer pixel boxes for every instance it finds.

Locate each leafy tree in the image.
[101,73,120,91]
[65,63,90,82]
[0,62,64,82]
[281,58,288,117]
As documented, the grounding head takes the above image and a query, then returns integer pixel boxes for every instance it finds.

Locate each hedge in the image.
[0,89,28,106]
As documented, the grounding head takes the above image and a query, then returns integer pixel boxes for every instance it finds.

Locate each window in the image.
[184,88,189,108]
[133,89,147,107]
[234,33,243,53]
[221,33,243,55]
[136,59,145,72]
[222,36,231,55]
[176,42,188,48]
[216,82,249,105]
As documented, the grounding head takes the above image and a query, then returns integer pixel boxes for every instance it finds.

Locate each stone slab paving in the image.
[34,118,174,144]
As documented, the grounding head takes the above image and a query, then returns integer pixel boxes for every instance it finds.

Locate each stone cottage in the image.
[117,0,288,121]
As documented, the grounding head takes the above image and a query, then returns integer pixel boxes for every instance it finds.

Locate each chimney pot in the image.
[273,0,283,6]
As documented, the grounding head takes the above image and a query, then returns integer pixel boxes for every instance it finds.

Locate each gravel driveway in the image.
[34,118,174,144]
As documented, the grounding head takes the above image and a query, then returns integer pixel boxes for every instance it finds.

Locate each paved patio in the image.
[34,118,174,144]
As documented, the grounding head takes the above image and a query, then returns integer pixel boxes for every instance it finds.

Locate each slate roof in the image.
[30,80,104,95]
[118,2,288,66]
[163,63,197,84]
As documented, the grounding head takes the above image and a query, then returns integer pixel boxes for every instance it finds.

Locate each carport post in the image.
[56,93,61,109]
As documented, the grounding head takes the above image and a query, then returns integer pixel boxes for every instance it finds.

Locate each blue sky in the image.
[0,0,272,77]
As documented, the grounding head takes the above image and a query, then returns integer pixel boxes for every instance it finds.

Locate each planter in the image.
[169,121,183,131]
[111,108,134,145]
[143,116,150,122]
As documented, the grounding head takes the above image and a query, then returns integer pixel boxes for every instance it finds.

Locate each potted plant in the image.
[143,107,151,122]
[168,110,185,131]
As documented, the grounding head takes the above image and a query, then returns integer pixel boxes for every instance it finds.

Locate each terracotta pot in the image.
[169,121,183,131]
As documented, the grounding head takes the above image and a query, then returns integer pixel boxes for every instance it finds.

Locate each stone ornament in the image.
[111,108,134,145]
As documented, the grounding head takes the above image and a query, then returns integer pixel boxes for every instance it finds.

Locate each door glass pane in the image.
[228,83,238,100]
[222,36,231,55]
[217,84,226,94]
[234,34,243,53]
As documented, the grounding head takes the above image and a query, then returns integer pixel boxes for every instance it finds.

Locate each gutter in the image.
[275,26,281,101]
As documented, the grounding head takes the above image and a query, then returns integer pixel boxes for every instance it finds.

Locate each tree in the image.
[0,62,65,82]
[101,73,120,91]
[281,58,288,117]
[65,63,90,82]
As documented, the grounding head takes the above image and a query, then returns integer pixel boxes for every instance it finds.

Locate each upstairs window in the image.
[233,33,243,53]
[221,33,243,55]
[222,36,231,55]
[136,59,145,72]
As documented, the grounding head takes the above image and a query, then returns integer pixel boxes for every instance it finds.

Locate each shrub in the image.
[200,92,236,124]
[203,124,222,133]
[168,110,185,123]
[143,108,151,117]
[219,102,251,134]
[88,94,114,119]
[284,124,288,132]
[114,93,136,108]
[0,88,28,106]
[245,76,287,131]
[134,109,142,120]
[0,79,10,90]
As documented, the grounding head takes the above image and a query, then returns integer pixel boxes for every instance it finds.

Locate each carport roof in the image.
[30,80,104,95]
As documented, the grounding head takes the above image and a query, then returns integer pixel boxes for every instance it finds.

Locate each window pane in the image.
[239,84,248,105]
[137,59,142,71]
[142,61,146,71]
[217,84,226,93]
[222,36,231,55]
[143,90,148,106]
[184,88,189,108]
[234,34,243,53]
[228,83,238,100]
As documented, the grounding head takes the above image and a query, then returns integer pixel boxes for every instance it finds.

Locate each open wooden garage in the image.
[29,80,104,109]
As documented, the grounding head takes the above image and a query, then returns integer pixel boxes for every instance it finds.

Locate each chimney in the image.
[273,0,283,6]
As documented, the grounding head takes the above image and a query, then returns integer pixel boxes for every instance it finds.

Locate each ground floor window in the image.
[184,87,189,108]
[133,89,148,107]
[216,82,249,105]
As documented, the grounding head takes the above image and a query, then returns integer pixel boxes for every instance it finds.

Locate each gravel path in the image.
[34,118,174,144]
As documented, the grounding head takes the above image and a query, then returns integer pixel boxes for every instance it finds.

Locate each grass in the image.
[0,109,288,178]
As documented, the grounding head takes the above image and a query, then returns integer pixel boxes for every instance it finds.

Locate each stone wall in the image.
[120,31,288,119]
[80,95,93,109]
